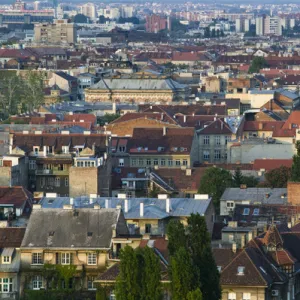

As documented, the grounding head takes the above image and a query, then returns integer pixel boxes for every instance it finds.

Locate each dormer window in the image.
[237,266,245,275]
[33,146,39,155]
[62,146,69,154]
[2,256,11,264]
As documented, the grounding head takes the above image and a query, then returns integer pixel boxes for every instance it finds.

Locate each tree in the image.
[233,168,243,187]
[291,141,300,182]
[241,175,259,187]
[264,165,291,188]
[198,167,232,214]
[141,247,162,300]
[187,214,221,300]
[170,247,193,300]
[248,57,269,74]
[21,71,45,113]
[73,14,88,23]
[115,246,141,300]
[187,289,203,300]
[167,220,187,256]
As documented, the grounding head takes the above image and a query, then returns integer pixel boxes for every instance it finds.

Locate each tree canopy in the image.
[198,167,232,214]
[248,56,269,74]
[265,165,291,188]
[73,14,89,23]
[291,141,300,181]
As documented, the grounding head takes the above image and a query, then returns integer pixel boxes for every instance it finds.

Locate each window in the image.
[227,202,234,208]
[61,253,71,265]
[119,159,124,167]
[145,224,151,234]
[32,275,43,290]
[203,135,210,145]
[146,159,151,166]
[228,292,236,300]
[0,278,12,293]
[119,146,125,152]
[203,150,210,160]
[87,253,97,265]
[182,160,188,166]
[32,253,43,265]
[175,160,181,166]
[48,177,54,186]
[153,159,159,166]
[29,160,36,170]
[55,177,60,187]
[2,256,10,264]
[243,208,250,216]
[65,178,69,187]
[87,276,96,290]
[242,293,251,300]
[168,159,173,167]
[132,159,136,166]
[214,150,221,160]
[160,159,166,166]
[138,159,143,166]
[225,136,231,145]
[62,146,69,154]
[217,266,222,272]
[253,208,259,216]
[33,147,39,155]
[215,135,221,145]
[237,266,245,275]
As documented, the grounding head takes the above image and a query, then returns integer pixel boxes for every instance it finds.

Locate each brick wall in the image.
[288,181,300,205]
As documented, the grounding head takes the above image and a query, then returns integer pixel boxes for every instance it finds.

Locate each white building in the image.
[121,6,133,18]
[81,3,97,20]
[264,16,282,36]
[256,16,264,36]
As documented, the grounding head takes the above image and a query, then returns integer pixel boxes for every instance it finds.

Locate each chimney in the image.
[241,235,245,248]
[166,198,170,213]
[221,122,223,130]
[70,197,74,205]
[183,115,187,123]
[9,134,13,154]
[124,199,130,213]
[140,202,144,217]
[259,123,263,130]
[161,113,164,120]
[186,168,192,176]
[43,146,47,157]
[163,127,167,136]
[105,199,111,208]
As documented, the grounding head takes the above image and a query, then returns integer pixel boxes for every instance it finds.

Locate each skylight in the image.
[243,208,250,216]
[237,266,245,275]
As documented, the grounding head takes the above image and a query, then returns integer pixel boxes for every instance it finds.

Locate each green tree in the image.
[20,71,45,113]
[248,56,269,74]
[265,166,291,187]
[187,289,203,300]
[170,247,193,300]
[141,247,162,300]
[167,220,187,256]
[198,167,232,214]
[115,246,141,300]
[291,141,300,181]
[241,175,259,187]
[233,168,243,187]
[187,214,221,300]
[74,13,89,23]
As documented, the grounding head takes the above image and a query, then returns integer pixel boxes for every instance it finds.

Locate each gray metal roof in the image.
[220,188,287,205]
[39,196,212,219]
[21,208,128,249]
[89,78,187,91]
[0,250,20,273]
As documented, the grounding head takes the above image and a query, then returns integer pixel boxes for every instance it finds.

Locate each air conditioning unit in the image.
[271,290,279,297]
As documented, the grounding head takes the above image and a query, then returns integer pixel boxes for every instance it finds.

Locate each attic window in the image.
[237,266,245,275]
[87,232,93,237]
[243,208,250,216]
[253,208,259,216]
[49,231,55,236]
[48,199,54,204]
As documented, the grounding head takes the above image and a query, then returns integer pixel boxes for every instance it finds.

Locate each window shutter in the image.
[70,253,74,264]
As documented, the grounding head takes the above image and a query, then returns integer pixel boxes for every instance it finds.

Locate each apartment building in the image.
[34,19,77,44]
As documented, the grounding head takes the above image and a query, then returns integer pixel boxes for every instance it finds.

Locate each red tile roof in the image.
[0,186,32,208]
[198,118,232,135]
[243,121,284,131]
[282,111,300,129]
[0,227,26,248]
[253,159,293,171]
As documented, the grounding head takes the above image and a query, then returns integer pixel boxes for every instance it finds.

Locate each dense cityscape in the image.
[1,0,300,299]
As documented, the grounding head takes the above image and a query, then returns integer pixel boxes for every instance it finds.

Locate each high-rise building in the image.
[264,16,282,36]
[255,16,264,36]
[13,0,26,10]
[121,6,133,18]
[244,19,250,32]
[235,19,242,33]
[34,19,77,44]
[146,14,168,33]
[33,1,40,10]
[81,3,97,20]
[290,19,295,29]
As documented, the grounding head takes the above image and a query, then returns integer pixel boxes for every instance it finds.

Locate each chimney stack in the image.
[125,199,129,213]
[140,202,144,217]
[163,127,167,136]
[183,115,187,123]
[70,198,74,205]
[166,198,170,213]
